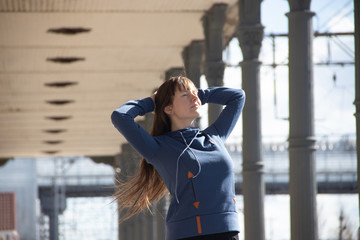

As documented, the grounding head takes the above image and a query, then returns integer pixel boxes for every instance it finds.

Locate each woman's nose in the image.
[191,93,198,101]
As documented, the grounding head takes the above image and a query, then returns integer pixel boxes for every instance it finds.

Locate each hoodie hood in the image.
[165,126,200,138]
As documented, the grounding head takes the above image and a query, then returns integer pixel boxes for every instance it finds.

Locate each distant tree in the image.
[337,208,354,240]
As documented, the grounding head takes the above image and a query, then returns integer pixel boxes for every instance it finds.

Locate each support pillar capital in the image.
[39,187,67,216]
[288,0,312,11]
[236,24,264,60]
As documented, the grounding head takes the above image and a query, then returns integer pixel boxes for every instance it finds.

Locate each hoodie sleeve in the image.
[197,87,245,141]
[111,97,159,160]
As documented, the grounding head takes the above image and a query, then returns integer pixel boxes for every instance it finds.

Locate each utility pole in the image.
[353,0,360,239]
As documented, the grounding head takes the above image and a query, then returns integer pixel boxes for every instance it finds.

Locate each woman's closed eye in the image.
[191,91,198,96]
[181,90,197,98]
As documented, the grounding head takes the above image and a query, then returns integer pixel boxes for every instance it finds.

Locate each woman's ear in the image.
[164,105,172,115]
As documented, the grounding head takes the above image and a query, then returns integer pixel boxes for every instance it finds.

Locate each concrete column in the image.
[39,184,66,240]
[144,206,156,240]
[127,217,135,240]
[115,143,141,240]
[286,1,318,240]
[115,141,141,240]
[203,4,227,124]
[155,197,168,240]
[236,1,265,240]
[137,210,153,240]
[143,211,154,240]
[47,198,60,240]
[353,0,360,237]
[133,214,141,240]
[118,214,129,240]
[182,40,204,88]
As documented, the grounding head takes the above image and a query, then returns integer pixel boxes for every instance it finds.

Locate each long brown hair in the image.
[114,76,196,220]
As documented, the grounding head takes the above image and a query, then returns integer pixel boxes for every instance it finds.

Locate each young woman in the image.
[111,76,245,240]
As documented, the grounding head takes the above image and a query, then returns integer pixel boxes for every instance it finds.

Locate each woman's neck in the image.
[171,119,194,132]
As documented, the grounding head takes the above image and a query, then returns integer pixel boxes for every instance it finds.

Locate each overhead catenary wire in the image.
[229,31,355,68]
[318,0,353,32]
[225,32,355,68]
[271,35,279,119]
[316,0,339,15]
[225,30,354,122]
[331,35,355,59]
[324,8,354,32]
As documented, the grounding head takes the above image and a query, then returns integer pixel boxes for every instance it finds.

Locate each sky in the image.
[213,0,356,144]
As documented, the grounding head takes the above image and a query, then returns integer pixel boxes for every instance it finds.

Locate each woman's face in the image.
[164,85,201,123]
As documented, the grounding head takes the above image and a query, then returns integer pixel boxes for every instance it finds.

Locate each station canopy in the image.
[0,0,239,158]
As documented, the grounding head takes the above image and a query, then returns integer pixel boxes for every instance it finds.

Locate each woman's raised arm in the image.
[111,97,159,160]
[198,87,245,141]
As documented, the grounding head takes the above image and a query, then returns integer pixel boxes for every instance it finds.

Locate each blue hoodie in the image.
[111,87,245,240]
